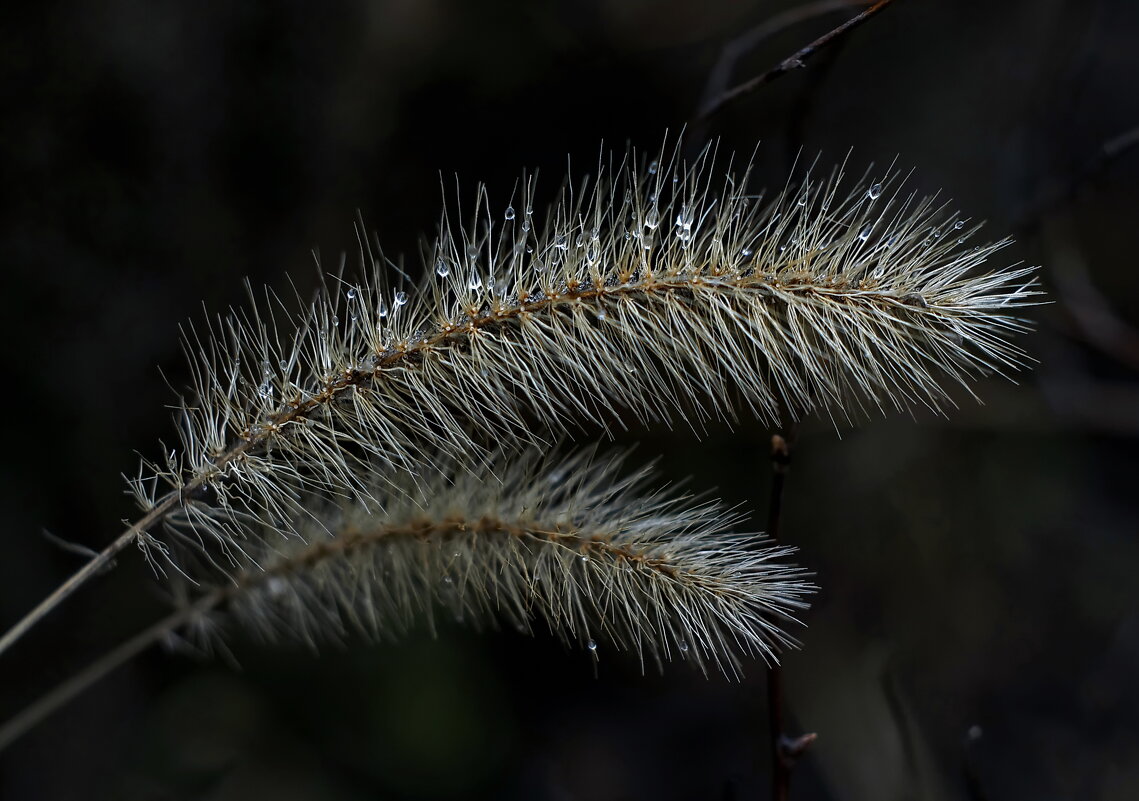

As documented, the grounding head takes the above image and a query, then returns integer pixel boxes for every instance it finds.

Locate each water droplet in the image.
[258,380,274,400]
[954,220,965,230]
[377,299,388,317]
[346,286,358,301]
[442,575,453,585]
[586,239,600,264]
[467,245,479,260]
[644,206,659,229]
[797,195,807,207]
[435,259,450,277]
[525,205,533,216]
[468,271,482,290]
[555,234,568,250]
[868,183,883,200]
[393,291,408,306]
[504,205,515,221]
[741,247,753,257]
[521,219,531,233]
[279,359,288,370]
[675,204,694,230]
[596,310,607,321]
[648,160,658,174]
[858,224,873,241]
[587,639,597,651]
[679,641,689,653]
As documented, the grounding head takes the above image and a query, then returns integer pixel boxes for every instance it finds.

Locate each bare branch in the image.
[697,0,897,120]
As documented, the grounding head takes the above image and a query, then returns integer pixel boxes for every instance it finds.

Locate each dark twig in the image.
[696,0,865,119]
[961,725,990,801]
[764,427,815,801]
[1016,123,1139,229]
[697,0,897,121]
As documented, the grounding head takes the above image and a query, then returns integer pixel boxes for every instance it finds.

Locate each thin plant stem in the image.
[0,496,175,658]
[0,440,253,659]
[0,591,224,751]
[698,0,897,120]
[763,426,816,801]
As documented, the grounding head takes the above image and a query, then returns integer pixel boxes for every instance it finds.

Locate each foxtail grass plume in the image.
[128,139,1038,569]
[177,447,813,677]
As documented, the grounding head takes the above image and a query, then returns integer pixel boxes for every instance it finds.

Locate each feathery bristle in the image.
[128,139,1040,560]
[177,448,813,676]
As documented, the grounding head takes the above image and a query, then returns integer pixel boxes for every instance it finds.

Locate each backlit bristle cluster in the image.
[130,142,1037,565]
[181,449,812,676]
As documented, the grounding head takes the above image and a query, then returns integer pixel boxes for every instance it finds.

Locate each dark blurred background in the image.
[1,1,1137,799]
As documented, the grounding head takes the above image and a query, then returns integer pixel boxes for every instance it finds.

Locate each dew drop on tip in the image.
[868,183,883,200]
[586,241,600,264]
[435,259,449,277]
[644,206,659,229]
[346,286,358,301]
[859,224,873,241]
[679,641,689,653]
[954,220,965,230]
[555,234,568,250]
[587,639,597,652]
[258,380,274,400]
[378,300,388,317]
[648,160,658,175]
[393,291,408,306]
[504,205,515,221]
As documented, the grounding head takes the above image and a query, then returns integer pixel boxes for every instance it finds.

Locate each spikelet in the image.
[129,139,1039,562]
[177,448,813,676]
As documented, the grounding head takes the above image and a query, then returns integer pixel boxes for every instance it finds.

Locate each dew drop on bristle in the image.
[587,639,598,652]
[346,286,358,301]
[859,224,873,241]
[394,291,408,307]
[644,206,659,230]
[435,259,450,277]
[648,160,658,175]
[868,183,883,200]
[586,239,600,264]
[504,205,515,221]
